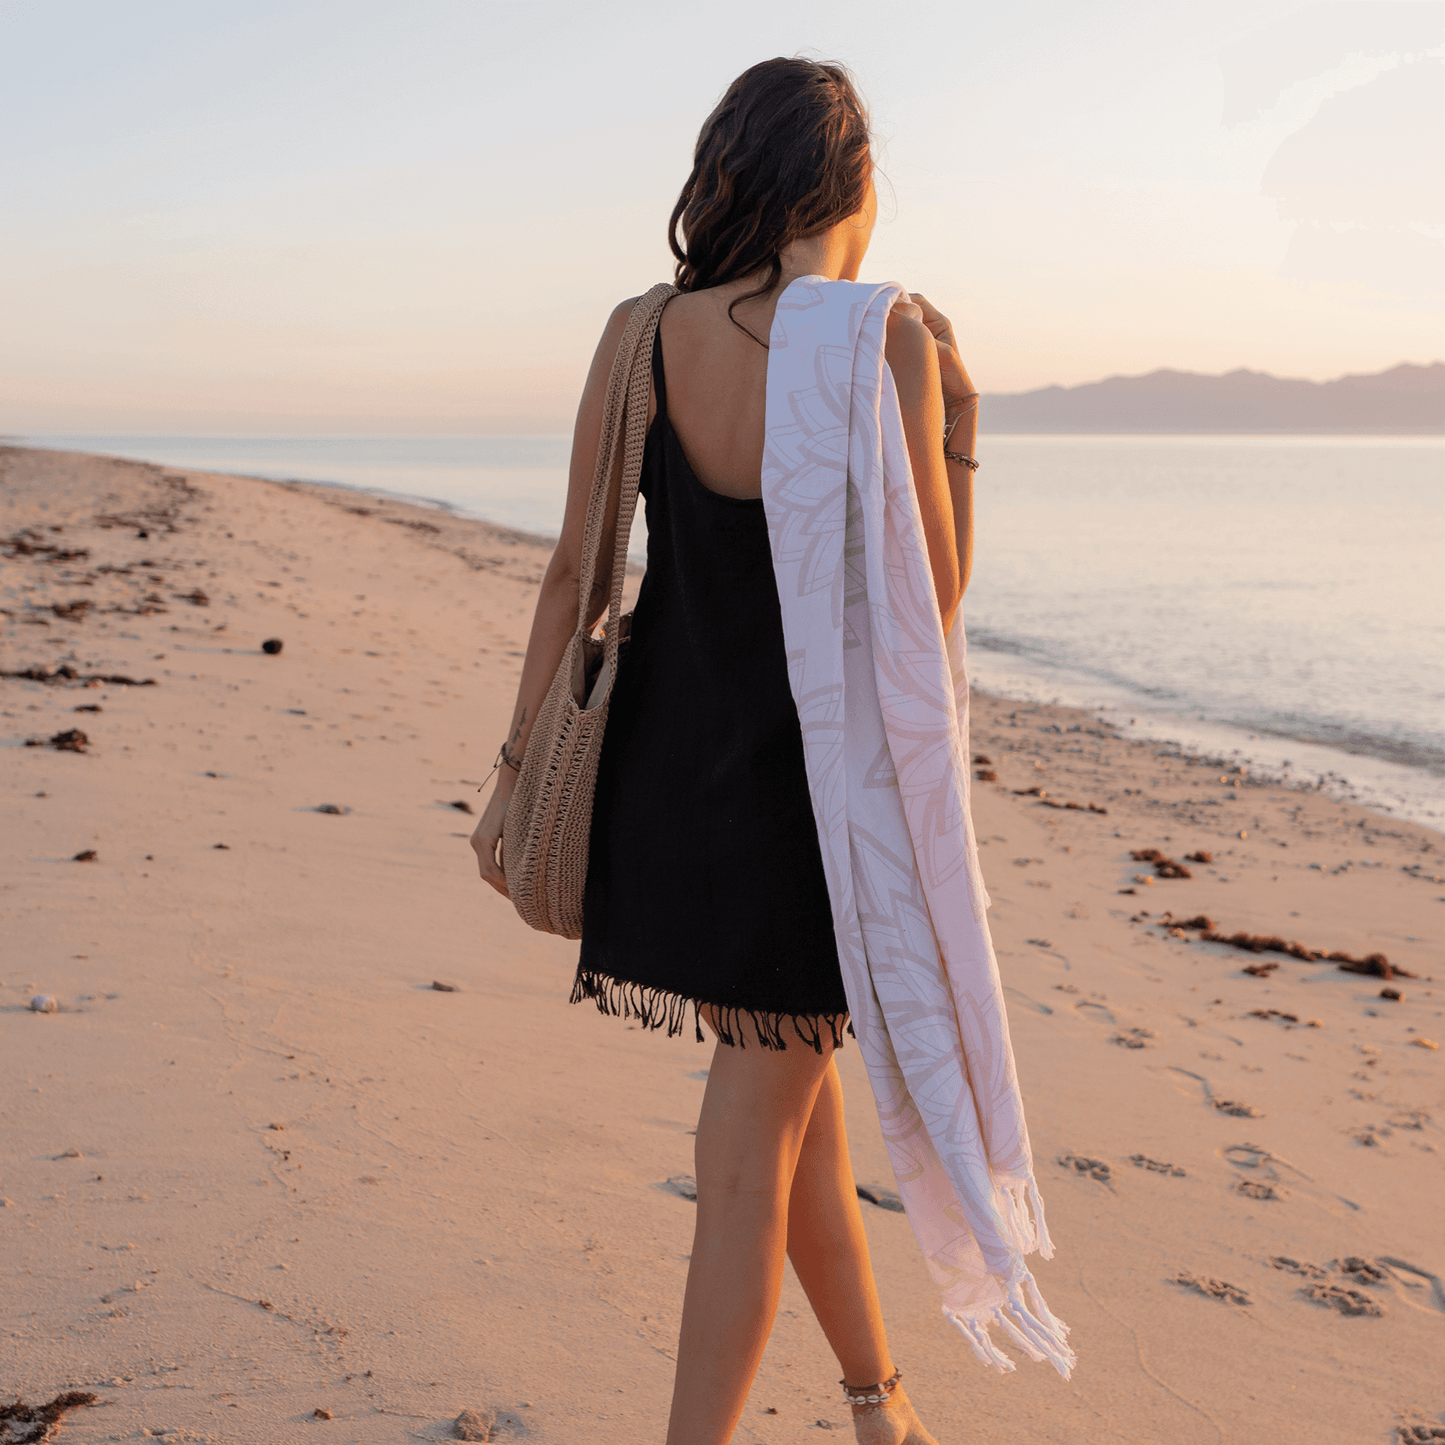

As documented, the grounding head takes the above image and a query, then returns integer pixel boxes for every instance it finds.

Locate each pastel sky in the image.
[1,0,1440,434]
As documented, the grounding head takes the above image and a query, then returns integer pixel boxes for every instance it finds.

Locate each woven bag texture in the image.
[502,283,676,937]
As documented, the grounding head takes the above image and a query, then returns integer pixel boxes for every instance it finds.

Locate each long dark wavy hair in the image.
[669,58,873,345]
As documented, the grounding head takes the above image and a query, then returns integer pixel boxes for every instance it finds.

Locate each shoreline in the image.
[12,437,1437,829]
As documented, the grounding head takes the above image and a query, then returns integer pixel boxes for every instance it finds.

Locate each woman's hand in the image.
[892,292,976,408]
[470,779,511,897]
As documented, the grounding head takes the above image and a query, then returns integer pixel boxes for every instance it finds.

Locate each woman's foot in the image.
[850,1385,940,1445]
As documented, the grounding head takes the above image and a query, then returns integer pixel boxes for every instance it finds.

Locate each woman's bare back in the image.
[651,284,776,500]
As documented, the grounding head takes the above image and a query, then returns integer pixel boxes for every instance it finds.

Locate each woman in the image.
[474,59,985,1445]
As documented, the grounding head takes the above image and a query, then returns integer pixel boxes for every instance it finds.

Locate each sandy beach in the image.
[3,445,1442,1445]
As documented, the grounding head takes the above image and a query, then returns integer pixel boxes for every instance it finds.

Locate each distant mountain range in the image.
[980,362,1443,434]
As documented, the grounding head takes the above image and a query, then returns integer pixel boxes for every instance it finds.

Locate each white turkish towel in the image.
[761,276,1074,1377]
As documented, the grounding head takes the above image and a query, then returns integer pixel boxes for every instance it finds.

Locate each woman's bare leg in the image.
[664,1029,835,1445]
[786,1060,940,1445]
[785,1060,891,1378]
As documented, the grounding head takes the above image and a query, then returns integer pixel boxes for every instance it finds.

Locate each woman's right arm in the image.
[470,296,638,896]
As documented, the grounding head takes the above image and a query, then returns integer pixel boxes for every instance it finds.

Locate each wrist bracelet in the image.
[942,395,979,451]
[944,450,979,471]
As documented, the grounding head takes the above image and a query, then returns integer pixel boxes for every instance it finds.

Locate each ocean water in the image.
[19,433,1445,825]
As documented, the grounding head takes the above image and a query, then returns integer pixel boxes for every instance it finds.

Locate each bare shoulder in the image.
[608,294,643,327]
[581,296,644,384]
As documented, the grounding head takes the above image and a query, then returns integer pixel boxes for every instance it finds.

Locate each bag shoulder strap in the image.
[573,283,677,649]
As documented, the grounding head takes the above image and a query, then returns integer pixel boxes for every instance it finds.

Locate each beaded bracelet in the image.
[841,1366,902,1406]
[944,450,980,471]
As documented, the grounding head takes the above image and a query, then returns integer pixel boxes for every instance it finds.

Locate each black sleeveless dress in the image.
[574,324,848,1051]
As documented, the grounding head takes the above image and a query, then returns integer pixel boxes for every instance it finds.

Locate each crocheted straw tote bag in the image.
[503,283,676,937]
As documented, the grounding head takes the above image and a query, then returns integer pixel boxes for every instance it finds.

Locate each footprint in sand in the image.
[1130,1155,1185,1176]
[1110,1028,1154,1049]
[1057,1154,1112,1184]
[855,1184,906,1213]
[1173,1272,1250,1305]
[1304,1282,1385,1316]
[1212,1099,1263,1118]
[1378,1257,1445,1315]
[1269,1256,1329,1281]
[1234,1179,1286,1201]
[660,1175,698,1201]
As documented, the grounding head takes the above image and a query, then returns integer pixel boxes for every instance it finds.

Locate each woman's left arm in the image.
[895,293,978,595]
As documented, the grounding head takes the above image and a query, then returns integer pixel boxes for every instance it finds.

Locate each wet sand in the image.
[3,445,1442,1443]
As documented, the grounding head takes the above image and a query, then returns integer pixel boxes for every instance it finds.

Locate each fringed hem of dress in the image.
[570,968,851,1053]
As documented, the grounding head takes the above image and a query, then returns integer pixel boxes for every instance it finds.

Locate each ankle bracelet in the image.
[841,1367,902,1406]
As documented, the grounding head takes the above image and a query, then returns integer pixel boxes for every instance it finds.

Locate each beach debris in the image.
[1410,1037,1438,1050]
[1,664,155,686]
[1268,1256,1328,1280]
[313,1408,333,1419]
[855,1184,906,1212]
[1246,1008,1299,1024]
[1011,785,1105,813]
[213,843,230,849]
[1303,1283,1384,1316]
[49,599,92,620]
[1111,1028,1154,1049]
[175,588,209,605]
[314,804,350,815]
[1212,1099,1263,1118]
[664,1175,698,1201]
[1159,912,1214,931]
[1185,850,1213,863]
[268,1122,285,1131]
[1130,1155,1185,1176]
[973,754,992,764]
[1,529,91,563]
[73,704,101,713]
[29,996,58,1014]
[975,769,997,782]
[1238,830,1248,839]
[1173,1272,1250,1306]
[0,1390,100,1442]
[24,729,89,753]
[1379,987,1404,1001]
[261,638,284,655]
[1130,848,1191,879]
[453,1408,495,1441]
[431,980,458,992]
[1243,962,1279,977]
[1397,1426,1445,1443]
[1045,797,1105,814]
[1337,955,1411,979]
[1057,1154,1111,1184]
[1025,937,1053,948]
[72,850,97,863]
[1117,887,1136,894]
[1235,1180,1284,1201]
[1198,929,1415,979]
[448,800,475,813]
